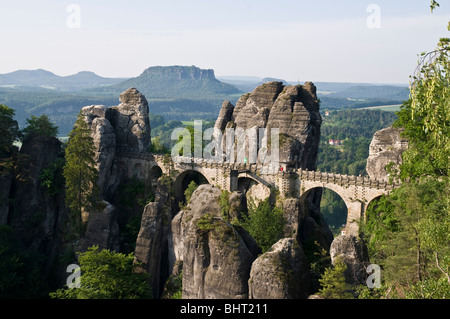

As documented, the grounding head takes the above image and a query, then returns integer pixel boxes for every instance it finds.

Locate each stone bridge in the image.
[114,149,400,236]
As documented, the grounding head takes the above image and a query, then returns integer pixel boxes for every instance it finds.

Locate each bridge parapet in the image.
[294,168,399,191]
[115,152,401,193]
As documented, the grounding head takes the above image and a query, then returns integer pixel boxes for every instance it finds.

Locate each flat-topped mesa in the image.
[142,65,216,81]
[215,81,321,170]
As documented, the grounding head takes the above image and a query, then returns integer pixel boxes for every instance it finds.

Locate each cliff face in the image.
[81,88,151,197]
[0,135,68,285]
[215,81,322,169]
[171,185,256,299]
[79,88,152,254]
[249,238,311,299]
[107,88,151,153]
[142,65,216,81]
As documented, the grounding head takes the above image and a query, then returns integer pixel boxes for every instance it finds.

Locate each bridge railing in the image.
[294,168,400,190]
[115,151,400,191]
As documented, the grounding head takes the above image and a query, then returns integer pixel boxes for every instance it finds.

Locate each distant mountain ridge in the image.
[0,64,410,137]
[91,65,242,98]
[0,69,127,91]
[327,85,409,100]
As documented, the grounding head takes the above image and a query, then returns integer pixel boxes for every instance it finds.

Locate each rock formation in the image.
[366,126,408,181]
[81,88,151,196]
[171,185,256,299]
[73,84,331,299]
[282,197,334,250]
[168,183,334,299]
[1,134,68,279]
[248,238,310,299]
[81,105,116,195]
[80,88,152,253]
[81,201,120,252]
[0,82,339,299]
[215,81,322,169]
[330,235,370,286]
[134,183,172,298]
[107,88,151,153]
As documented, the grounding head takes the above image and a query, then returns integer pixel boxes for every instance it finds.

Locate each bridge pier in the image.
[344,201,364,236]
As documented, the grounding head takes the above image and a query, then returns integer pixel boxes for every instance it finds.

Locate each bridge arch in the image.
[364,194,384,221]
[173,169,210,205]
[366,194,383,211]
[299,181,363,236]
[300,186,348,236]
[149,165,163,181]
[237,176,272,204]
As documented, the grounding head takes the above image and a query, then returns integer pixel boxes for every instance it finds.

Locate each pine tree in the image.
[21,114,58,141]
[239,197,286,253]
[318,258,354,299]
[49,245,152,299]
[63,112,100,234]
[0,104,20,162]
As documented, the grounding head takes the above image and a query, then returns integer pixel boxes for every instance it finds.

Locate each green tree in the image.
[364,178,449,297]
[318,257,354,299]
[149,136,170,154]
[0,104,20,162]
[176,125,199,157]
[0,225,49,299]
[50,245,152,299]
[21,114,59,141]
[394,38,449,178]
[184,180,198,204]
[63,112,100,233]
[39,157,66,196]
[362,3,450,298]
[239,197,285,253]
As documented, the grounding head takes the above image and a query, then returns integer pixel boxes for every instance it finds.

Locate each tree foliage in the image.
[318,257,354,299]
[317,109,398,176]
[0,225,49,299]
[239,197,285,253]
[50,245,152,299]
[0,104,19,162]
[184,180,198,204]
[63,112,100,233]
[363,178,449,297]
[39,157,65,196]
[395,38,450,178]
[21,114,58,141]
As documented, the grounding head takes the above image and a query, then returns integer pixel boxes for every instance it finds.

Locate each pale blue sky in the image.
[0,0,449,83]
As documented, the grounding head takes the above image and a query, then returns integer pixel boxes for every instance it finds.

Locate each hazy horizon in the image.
[1,0,449,84]
[0,66,411,86]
